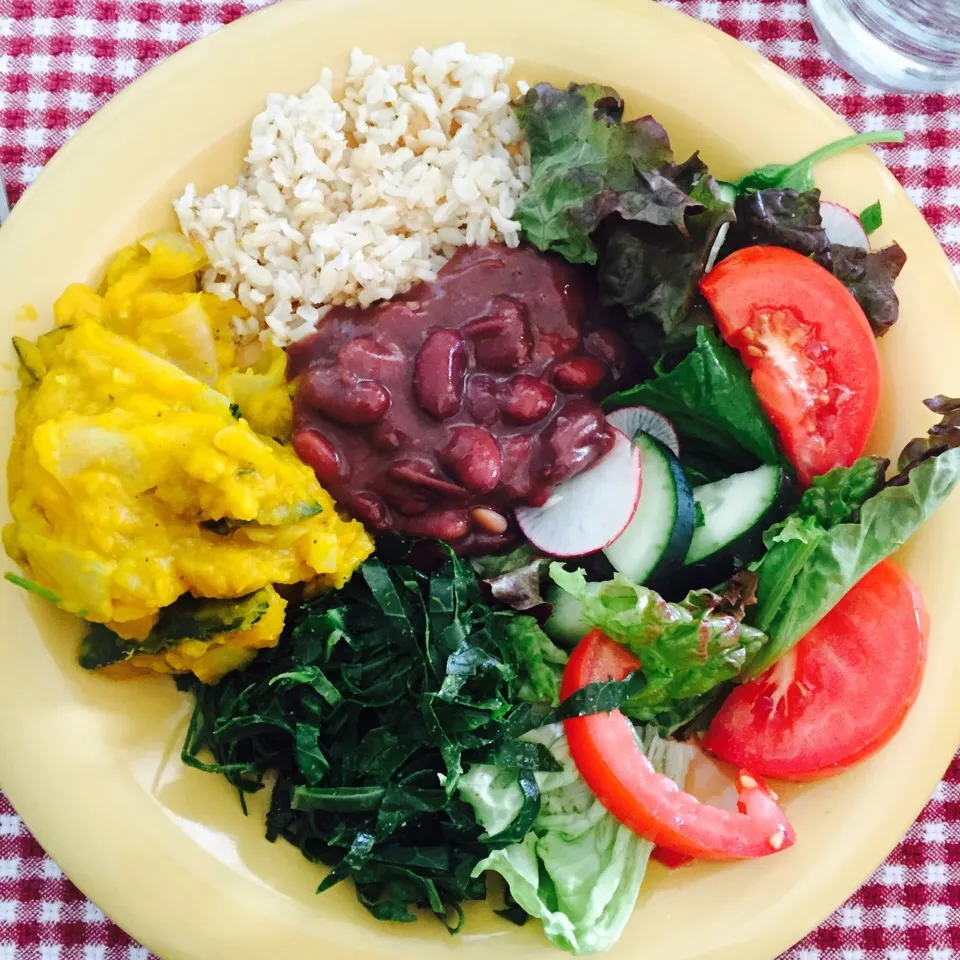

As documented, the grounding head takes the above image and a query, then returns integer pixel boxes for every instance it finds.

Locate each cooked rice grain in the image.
[174,44,530,344]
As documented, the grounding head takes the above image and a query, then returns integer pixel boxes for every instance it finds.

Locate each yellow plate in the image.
[1,1,959,957]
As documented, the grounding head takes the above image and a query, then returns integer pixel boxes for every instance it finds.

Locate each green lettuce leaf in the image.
[604,326,783,475]
[747,446,960,677]
[796,455,889,528]
[513,83,733,355]
[459,723,693,956]
[506,616,568,707]
[548,565,766,733]
[513,83,697,264]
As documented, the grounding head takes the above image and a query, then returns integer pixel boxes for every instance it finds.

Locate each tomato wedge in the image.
[703,561,928,781]
[700,245,880,486]
[561,629,795,860]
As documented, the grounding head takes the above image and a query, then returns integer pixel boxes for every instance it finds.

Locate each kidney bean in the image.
[463,297,532,372]
[584,328,634,386]
[439,426,502,494]
[413,329,467,420]
[387,459,469,499]
[551,355,607,393]
[301,369,391,427]
[535,329,581,361]
[498,434,535,500]
[501,374,556,424]
[471,507,508,535]
[368,420,404,451]
[466,374,500,425]
[347,492,389,531]
[293,430,344,487]
[338,336,406,379]
[379,483,430,517]
[539,399,616,484]
[404,510,470,541]
[524,484,552,508]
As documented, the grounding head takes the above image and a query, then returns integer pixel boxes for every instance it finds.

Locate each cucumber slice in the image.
[543,582,592,646]
[604,432,695,584]
[716,181,738,205]
[686,464,787,566]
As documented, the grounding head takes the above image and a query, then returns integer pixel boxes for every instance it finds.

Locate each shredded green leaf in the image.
[859,200,883,235]
[176,552,574,932]
[4,571,63,605]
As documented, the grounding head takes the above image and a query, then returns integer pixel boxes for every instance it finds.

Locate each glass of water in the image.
[807,0,960,92]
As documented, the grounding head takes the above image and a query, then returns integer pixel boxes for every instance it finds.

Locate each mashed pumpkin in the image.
[4,233,372,682]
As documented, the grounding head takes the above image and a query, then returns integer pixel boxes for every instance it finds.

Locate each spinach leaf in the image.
[604,326,783,474]
[747,430,960,677]
[78,624,133,670]
[830,242,907,337]
[859,200,883,235]
[733,130,904,192]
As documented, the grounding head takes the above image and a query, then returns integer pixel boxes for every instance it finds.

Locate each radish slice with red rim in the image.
[820,200,869,250]
[606,406,680,456]
[515,427,642,557]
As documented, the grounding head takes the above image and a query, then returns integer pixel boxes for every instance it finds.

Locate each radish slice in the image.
[705,222,731,272]
[820,200,869,250]
[516,428,641,557]
[606,406,680,456]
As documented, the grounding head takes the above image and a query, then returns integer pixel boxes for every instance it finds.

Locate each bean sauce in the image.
[288,243,629,554]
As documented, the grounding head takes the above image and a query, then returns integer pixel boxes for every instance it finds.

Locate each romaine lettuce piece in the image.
[459,723,693,956]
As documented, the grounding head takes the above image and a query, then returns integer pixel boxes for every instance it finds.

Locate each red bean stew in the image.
[287,244,633,553]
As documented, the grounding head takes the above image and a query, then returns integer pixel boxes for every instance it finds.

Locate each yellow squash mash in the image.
[5,234,372,682]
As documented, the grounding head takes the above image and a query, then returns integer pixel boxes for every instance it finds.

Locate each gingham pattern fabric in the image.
[1,0,959,957]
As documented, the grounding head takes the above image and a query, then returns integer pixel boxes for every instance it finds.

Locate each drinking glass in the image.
[807,0,960,92]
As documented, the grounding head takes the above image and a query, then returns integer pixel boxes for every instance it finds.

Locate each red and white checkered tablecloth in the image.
[1,0,959,957]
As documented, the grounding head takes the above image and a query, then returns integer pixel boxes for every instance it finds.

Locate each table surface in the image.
[1,0,959,957]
